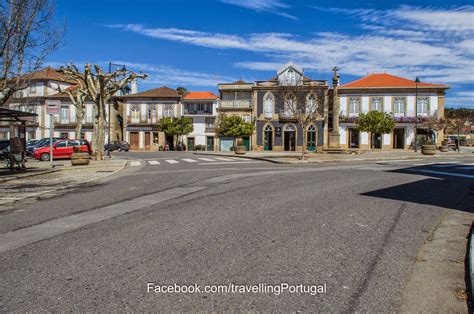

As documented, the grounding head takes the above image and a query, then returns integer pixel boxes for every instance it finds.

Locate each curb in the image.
[469,222,474,305]
[193,151,472,164]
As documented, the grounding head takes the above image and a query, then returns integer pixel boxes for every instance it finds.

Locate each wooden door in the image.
[130,132,139,150]
[144,133,151,150]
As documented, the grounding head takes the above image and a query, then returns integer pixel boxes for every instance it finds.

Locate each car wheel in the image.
[40,153,50,161]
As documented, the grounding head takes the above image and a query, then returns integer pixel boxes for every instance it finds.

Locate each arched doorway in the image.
[283,124,296,151]
[263,124,273,151]
[307,125,316,151]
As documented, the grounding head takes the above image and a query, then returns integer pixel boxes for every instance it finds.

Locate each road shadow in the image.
[361,164,474,213]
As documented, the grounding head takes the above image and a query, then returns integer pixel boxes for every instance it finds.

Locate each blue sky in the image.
[48,0,474,108]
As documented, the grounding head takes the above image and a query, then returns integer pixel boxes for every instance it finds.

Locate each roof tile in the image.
[340,73,448,88]
[183,91,218,100]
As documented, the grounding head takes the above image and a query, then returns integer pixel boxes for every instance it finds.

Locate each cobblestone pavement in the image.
[0,160,125,210]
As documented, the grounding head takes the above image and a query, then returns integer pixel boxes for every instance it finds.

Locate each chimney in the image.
[131,79,138,94]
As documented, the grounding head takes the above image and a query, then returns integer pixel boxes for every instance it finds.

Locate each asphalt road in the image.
[0,152,473,312]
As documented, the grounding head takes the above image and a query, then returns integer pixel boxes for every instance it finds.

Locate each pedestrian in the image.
[454,138,459,152]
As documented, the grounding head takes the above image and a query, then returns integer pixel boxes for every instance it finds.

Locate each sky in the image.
[47,0,474,108]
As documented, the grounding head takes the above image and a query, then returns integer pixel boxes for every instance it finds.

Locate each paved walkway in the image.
[0,159,126,209]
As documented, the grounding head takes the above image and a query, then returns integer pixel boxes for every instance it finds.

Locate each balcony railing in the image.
[127,115,159,124]
[218,99,252,109]
[183,110,213,115]
[55,115,94,125]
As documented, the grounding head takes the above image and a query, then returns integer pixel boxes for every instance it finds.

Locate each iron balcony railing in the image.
[218,99,252,109]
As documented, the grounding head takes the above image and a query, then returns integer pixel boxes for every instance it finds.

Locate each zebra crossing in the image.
[128,156,256,167]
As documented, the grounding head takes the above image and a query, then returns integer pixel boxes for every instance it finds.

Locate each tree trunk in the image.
[75,104,84,139]
[301,126,306,160]
[371,133,374,150]
[92,98,107,160]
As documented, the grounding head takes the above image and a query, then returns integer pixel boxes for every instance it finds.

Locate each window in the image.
[56,140,67,147]
[164,104,174,117]
[285,93,296,115]
[59,132,69,139]
[29,85,36,94]
[60,105,69,123]
[306,93,317,113]
[205,117,215,129]
[242,114,251,123]
[417,96,429,114]
[393,97,406,114]
[130,104,140,120]
[286,69,296,85]
[348,97,361,114]
[371,97,383,111]
[69,140,80,146]
[264,92,274,118]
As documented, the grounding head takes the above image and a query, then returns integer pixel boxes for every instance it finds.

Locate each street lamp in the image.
[107,62,127,157]
[414,77,420,152]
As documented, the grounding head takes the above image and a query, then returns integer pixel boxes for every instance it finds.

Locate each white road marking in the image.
[199,161,262,165]
[213,157,236,161]
[408,169,474,179]
[182,158,198,163]
[130,161,141,166]
[165,159,179,164]
[148,160,160,165]
[197,158,216,162]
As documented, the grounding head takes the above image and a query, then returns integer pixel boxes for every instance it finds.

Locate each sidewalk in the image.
[400,210,473,312]
[195,148,474,164]
[0,158,127,208]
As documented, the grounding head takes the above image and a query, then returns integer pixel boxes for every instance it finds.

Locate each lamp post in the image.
[414,77,420,152]
[107,62,127,157]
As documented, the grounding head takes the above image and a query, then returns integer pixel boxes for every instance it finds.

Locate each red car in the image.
[34,139,92,161]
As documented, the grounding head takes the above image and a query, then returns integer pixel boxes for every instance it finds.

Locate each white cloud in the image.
[46,60,238,88]
[220,0,297,19]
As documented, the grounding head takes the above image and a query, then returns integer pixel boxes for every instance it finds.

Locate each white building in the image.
[121,86,181,150]
[336,73,449,149]
[182,91,219,151]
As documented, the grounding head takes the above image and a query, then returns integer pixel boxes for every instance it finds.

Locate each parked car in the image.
[0,140,10,151]
[104,141,130,152]
[34,139,91,161]
[27,137,64,156]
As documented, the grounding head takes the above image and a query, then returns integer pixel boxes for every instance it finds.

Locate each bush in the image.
[194,144,206,151]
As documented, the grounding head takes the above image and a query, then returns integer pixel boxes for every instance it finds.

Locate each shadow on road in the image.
[361,163,474,212]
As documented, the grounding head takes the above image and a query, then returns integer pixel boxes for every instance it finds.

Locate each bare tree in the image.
[59,63,147,160]
[58,85,86,139]
[275,77,325,160]
[0,0,64,106]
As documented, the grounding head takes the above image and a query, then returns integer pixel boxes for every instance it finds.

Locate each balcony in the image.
[127,115,159,125]
[205,125,216,132]
[55,115,94,126]
[218,99,252,110]
[183,110,213,116]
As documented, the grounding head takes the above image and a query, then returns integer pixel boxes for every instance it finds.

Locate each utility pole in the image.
[414,77,420,152]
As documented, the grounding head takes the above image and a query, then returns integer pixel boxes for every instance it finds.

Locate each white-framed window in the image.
[263,92,274,118]
[286,68,296,85]
[417,96,429,114]
[164,104,174,118]
[285,93,296,115]
[29,85,37,94]
[348,97,361,114]
[242,114,251,123]
[306,93,317,113]
[371,97,383,111]
[130,104,140,121]
[393,97,406,114]
[60,105,69,123]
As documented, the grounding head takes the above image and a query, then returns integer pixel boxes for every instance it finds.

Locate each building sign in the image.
[275,126,282,137]
[46,100,60,114]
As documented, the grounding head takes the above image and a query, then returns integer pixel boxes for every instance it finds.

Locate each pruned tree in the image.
[160,116,193,150]
[445,108,473,151]
[58,85,86,139]
[355,111,395,149]
[420,116,446,144]
[215,114,254,149]
[275,76,325,160]
[59,63,147,160]
[0,0,64,106]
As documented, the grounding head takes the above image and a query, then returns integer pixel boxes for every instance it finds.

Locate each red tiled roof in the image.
[49,85,80,97]
[122,86,180,98]
[25,67,74,83]
[340,73,448,89]
[183,91,218,100]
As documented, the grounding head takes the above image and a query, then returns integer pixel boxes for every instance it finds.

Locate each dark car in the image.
[0,140,10,151]
[104,141,130,152]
